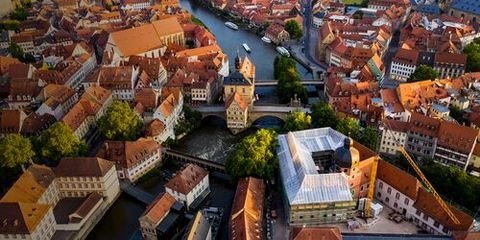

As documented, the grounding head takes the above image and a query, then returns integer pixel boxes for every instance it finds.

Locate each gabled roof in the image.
[54,157,115,177]
[165,164,208,195]
[225,92,248,111]
[141,192,176,224]
[145,119,166,137]
[0,202,51,235]
[1,164,56,203]
[224,70,251,86]
[377,160,420,200]
[96,138,161,169]
[229,177,265,240]
[414,188,473,231]
[290,227,342,240]
[437,121,478,154]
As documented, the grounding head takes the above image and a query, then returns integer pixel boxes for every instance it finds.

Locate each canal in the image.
[88,1,295,239]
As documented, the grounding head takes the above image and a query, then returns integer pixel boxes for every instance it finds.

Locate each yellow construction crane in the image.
[372,118,461,224]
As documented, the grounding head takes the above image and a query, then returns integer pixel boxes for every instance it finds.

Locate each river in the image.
[88,1,295,239]
[179,0,311,80]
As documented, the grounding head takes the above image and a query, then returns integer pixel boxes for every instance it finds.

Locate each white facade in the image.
[153,93,183,140]
[36,94,78,120]
[165,174,210,209]
[56,167,120,204]
[375,180,416,219]
[121,149,162,182]
[390,61,416,82]
[412,209,451,235]
[379,128,407,155]
[121,1,150,10]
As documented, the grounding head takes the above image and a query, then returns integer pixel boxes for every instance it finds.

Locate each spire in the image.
[235,46,241,70]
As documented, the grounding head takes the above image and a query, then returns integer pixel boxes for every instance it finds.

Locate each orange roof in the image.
[175,44,222,58]
[0,57,21,75]
[0,110,25,134]
[110,17,183,56]
[54,157,115,177]
[229,177,265,240]
[96,138,161,169]
[409,112,441,137]
[165,164,208,194]
[0,202,51,235]
[145,119,166,137]
[225,92,248,111]
[393,48,419,65]
[414,188,473,232]
[377,160,420,200]
[290,227,342,240]
[141,192,176,224]
[437,121,478,154]
[1,164,55,203]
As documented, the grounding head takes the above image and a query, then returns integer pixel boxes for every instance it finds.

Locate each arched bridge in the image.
[192,104,311,123]
[255,79,324,87]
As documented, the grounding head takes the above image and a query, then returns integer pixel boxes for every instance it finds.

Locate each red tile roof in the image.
[437,121,478,154]
[377,160,420,200]
[165,164,208,195]
[414,188,473,232]
[54,157,115,177]
[141,192,176,224]
[290,227,342,240]
[96,138,161,169]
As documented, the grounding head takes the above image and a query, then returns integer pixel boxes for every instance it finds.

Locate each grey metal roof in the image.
[277,128,353,206]
[450,0,480,15]
[223,71,252,86]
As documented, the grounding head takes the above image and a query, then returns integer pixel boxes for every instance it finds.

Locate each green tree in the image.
[0,134,35,169]
[174,106,202,135]
[38,122,87,163]
[285,20,303,40]
[449,105,464,123]
[8,43,24,60]
[335,117,360,139]
[310,102,337,128]
[275,56,308,104]
[225,129,278,180]
[284,110,311,131]
[358,127,378,151]
[463,38,480,72]
[105,3,112,11]
[409,65,439,82]
[1,20,21,30]
[97,100,143,141]
[9,7,28,21]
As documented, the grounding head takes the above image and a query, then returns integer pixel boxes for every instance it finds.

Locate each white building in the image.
[121,0,151,10]
[153,89,183,140]
[54,157,120,204]
[36,84,78,120]
[378,119,409,155]
[165,164,210,209]
[389,48,418,82]
[375,161,420,219]
[96,138,162,182]
[145,119,169,144]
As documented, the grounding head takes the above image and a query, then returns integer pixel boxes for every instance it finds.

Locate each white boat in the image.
[261,36,272,43]
[225,22,239,30]
[276,46,290,57]
[242,43,251,53]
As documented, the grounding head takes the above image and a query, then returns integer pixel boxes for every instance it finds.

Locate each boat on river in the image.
[225,22,239,30]
[261,36,272,43]
[276,46,290,57]
[242,43,251,53]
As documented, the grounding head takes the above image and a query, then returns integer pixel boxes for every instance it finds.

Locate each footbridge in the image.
[162,148,226,173]
[120,181,155,205]
[255,79,324,87]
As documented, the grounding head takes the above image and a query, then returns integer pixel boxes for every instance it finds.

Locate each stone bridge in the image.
[254,79,324,87]
[192,104,311,125]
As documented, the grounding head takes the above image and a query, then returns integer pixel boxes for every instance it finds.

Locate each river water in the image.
[179,0,311,80]
[88,1,296,239]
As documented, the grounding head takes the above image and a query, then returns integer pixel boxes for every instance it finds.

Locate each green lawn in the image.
[342,0,367,6]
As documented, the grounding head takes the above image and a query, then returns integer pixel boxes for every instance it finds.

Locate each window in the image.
[423,214,428,221]
[442,226,448,233]
[387,187,392,194]
[394,202,398,208]
[385,197,390,203]
[379,182,383,189]
[395,192,400,200]
[404,198,409,205]
[434,221,440,228]
[377,192,381,197]
[416,209,421,216]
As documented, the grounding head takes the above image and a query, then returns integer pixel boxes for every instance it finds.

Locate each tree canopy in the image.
[409,65,439,82]
[285,20,303,40]
[175,105,202,135]
[97,100,143,141]
[0,20,21,30]
[463,38,480,72]
[310,102,337,128]
[284,110,311,132]
[9,7,28,21]
[358,127,378,151]
[225,129,278,180]
[274,56,308,104]
[336,117,360,139]
[38,122,87,163]
[0,134,35,169]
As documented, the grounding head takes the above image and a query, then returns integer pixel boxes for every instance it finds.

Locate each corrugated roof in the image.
[277,128,354,205]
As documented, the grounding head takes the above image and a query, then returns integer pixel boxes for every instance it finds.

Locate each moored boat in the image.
[225,22,239,30]
[242,43,251,53]
[261,36,272,43]
[276,46,290,57]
